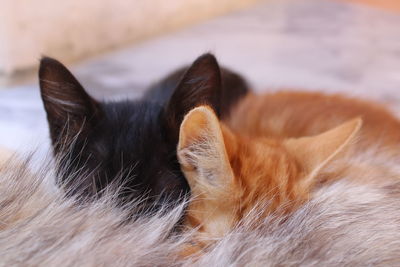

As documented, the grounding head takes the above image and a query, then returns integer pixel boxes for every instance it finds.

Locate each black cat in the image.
[39,53,249,213]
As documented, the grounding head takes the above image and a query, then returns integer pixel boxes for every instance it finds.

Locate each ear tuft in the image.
[178,106,233,195]
[178,106,217,151]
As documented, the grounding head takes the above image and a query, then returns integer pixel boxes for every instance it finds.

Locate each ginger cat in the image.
[177,91,400,252]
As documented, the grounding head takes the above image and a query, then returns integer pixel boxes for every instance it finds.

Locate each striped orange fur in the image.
[178,91,400,252]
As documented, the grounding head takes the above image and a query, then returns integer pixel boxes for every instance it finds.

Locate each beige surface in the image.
[342,0,400,12]
[0,0,260,75]
[0,0,400,156]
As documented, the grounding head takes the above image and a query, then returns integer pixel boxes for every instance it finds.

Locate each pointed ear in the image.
[39,57,101,149]
[285,118,362,184]
[177,106,234,196]
[164,53,222,142]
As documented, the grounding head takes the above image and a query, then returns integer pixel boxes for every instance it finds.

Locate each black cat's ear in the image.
[39,57,101,150]
[164,53,222,141]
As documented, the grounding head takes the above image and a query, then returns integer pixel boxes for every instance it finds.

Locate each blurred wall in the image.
[344,0,400,12]
[0,0,260,76]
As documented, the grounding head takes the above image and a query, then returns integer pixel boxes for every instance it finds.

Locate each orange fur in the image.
[228,92,400,148]
[178,91,400,253]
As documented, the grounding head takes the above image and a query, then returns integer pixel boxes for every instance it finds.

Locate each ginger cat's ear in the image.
[285,118,362,184]
[177,106,234,196]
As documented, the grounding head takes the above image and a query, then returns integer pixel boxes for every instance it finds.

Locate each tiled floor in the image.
[1,0,400,157]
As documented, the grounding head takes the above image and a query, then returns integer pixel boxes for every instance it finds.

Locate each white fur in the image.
[1,153,400,266]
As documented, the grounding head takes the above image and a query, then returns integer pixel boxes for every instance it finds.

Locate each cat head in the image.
[178,106,361,237]
[39,54,247,213]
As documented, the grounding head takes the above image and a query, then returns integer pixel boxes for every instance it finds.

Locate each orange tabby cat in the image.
[178,91,400,253]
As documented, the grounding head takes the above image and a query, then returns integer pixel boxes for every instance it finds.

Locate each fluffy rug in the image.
[1,154,400,266]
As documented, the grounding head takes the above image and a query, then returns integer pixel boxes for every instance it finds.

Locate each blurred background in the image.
[0,0,400,156]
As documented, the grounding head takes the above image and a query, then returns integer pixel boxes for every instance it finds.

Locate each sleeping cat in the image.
[178,91,400,252]
[39,53,249,213]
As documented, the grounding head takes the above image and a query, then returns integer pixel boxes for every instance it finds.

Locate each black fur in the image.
[39,54,249,213]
